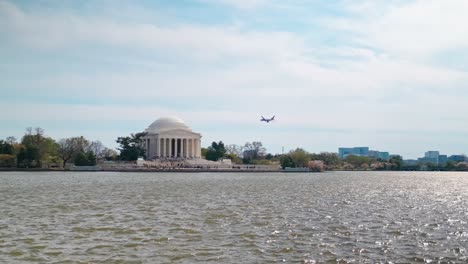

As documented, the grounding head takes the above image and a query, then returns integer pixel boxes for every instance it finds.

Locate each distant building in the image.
[338,147,394,160]
[418,157,437,165]
[368,150,378,159]
[438,155,448,166]
[448,155,467,162]
[421,151,440,165]
[369,150,390,161]
[338,147,369,159]
[403,159,418,166]
[425,151,439,159]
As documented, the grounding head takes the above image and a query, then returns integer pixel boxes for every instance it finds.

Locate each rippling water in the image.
[1,171,468,263]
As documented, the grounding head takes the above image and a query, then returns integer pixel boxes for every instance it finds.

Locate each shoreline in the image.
[0,168,289,173]
[1,168,466,173]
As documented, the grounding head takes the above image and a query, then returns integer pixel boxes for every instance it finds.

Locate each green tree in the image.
[18,128,59,168]
[17,145,40,168]
[74,152,89,166]
[445,161,457,171]
[345,155,374,168]
[87,151,97,166]
[310,152,341,167]
[289,148,310,167]
[201,147,208,158]
[280,155,295,169]
[74,150,97,166]
[0,140,14,155]
[389,155,403,170]
[226,153,242,164]
[205,141,227,161]
[116,132,147,161]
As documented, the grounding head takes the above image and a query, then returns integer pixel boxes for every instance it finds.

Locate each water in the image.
[1,171,468,263]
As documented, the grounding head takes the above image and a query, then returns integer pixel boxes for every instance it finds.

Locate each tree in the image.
[455,162,468,171]
[40,137,59,165]
[73,151,97,166]
[89,140,105,159]
[280,155,295,169]
[5,136,17,145]
[58,136,90,167]
[87,151,97,166]
[74,152,89,166]
[16,145,40,168]
[289,148,310,168]
[19,128,59,168]
[205,141,227,161]
[242,141,266,162]
[308,160,325,172]
[102,148,118,161]
[226,153,242,164]
[0,140,14,155]
[389,155,403,170]
[345,155,374,168]
[225,144,243,163]
[445,161,457,171]
[116,132,147,161]
[201,147,208,158]
[310,152,341,167]
[226,144,243,157]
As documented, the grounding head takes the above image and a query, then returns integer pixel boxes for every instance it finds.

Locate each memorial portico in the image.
[142,117,202,159]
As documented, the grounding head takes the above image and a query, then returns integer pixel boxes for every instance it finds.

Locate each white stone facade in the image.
[142,117,202,159]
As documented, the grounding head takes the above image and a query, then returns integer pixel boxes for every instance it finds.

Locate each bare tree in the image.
[58,139,74,168]
[5,136,16,145]
[57,137,90,168]
[102,148,118,160]
[243,141,267,160]
[34,127,44,136]
[89,140,105,159]
[226,144,243,157]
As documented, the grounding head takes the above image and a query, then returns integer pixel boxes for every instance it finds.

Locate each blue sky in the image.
[1,0,468,159]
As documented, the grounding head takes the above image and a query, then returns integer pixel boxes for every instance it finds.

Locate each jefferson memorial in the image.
[142,117,202,159]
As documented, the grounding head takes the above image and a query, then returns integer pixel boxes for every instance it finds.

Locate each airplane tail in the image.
[272,115,275,120]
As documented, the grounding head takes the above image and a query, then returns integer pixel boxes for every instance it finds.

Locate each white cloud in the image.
[0,0,303,62]
[337,0,468,59]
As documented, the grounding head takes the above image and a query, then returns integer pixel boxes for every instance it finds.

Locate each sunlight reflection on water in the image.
[0,171,467,263]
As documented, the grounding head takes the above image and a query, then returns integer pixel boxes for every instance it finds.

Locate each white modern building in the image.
[142,117,202,159]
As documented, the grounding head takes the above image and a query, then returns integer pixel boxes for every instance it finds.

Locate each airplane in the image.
[260,115,275,123]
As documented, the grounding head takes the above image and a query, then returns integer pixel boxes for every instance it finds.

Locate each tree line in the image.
[3,128,468,171]
[0,128,118,168]
[201,143,468,172]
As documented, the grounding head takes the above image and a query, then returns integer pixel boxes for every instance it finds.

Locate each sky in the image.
[1,0,468,159]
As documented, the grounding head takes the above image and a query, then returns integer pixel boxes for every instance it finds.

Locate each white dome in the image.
[145,116,192,133]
